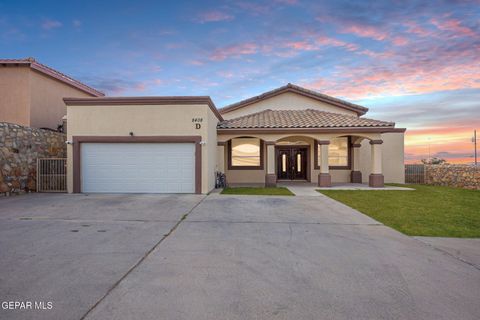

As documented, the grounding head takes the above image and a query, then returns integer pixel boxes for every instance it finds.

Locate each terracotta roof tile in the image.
[0,58,104,97]
[217,109,394,129]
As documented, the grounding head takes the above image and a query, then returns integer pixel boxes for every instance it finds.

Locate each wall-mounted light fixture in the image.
[129,132,134,136]
[199,141,206,145]
[65,141,73,145]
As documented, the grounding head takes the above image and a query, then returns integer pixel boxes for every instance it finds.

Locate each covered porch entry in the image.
[217,133,388,188]
[264,134,385,188]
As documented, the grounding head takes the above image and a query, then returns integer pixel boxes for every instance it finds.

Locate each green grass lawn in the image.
[221,187,294,196]
[318,184,480,238]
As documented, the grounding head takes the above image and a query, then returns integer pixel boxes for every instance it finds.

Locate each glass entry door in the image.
[276,147,308,180]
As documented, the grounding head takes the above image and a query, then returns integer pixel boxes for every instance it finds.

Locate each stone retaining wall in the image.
[0,122,66,194]
[425,164,480,190]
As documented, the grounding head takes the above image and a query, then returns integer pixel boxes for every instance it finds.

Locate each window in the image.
[229,138,263,169]
[328,137,349,166]
[317,137,350,169]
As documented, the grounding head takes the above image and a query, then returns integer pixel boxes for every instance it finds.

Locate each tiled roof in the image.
[0,58,104,97]
[217,109,394,129]
[220,83,369,116]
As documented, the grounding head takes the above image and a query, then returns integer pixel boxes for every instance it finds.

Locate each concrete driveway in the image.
[1,193,479,320]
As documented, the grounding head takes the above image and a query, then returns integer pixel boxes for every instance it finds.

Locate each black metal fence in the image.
[405,164,425,184]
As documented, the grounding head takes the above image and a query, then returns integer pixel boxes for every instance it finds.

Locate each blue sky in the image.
[1,0,479,162]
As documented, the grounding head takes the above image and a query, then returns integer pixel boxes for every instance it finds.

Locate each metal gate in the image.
[37,158,67,192]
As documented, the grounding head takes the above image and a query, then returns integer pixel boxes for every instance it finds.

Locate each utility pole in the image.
[473,130,477,166]
[427,137,431,163]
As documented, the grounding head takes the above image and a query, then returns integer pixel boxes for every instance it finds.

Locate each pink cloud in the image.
[285,41,317,51]
[404,21,433,37]
[283,36,359,55]
[210,42,258,61]
[358,49,394,59]
[306,60,480,100]
[342,23,410,46]
[135,83,147,91]
[316,36,358,51]
[189,59,205,66]
[341,24,387,41]
[196,10,234,23]
[392,36,409,46]
[430,18,476,37]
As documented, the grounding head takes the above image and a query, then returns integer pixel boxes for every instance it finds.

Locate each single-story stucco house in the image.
[64,83,405,194]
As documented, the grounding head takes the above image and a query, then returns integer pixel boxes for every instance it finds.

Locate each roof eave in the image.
[64,96,224,121]
[0,59,105,97]
[29,64,104,97]
[217,127,406,134]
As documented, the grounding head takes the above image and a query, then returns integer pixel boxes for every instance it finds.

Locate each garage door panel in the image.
[81,143,195,193]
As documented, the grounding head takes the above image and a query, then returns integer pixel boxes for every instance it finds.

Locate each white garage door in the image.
[81,143,195,193]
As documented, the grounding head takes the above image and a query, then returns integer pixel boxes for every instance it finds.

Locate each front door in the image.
[276,147,308,180]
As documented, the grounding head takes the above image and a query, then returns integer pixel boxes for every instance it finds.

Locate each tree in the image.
[421,157,446,165]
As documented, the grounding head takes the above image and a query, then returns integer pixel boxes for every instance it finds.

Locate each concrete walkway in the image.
[278,182,323,196]
[279,182,413,196]
[317,182,414,190]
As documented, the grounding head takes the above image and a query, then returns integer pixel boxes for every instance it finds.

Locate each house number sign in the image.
[192,117,203,129]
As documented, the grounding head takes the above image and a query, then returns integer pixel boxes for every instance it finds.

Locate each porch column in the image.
[318,140,331,187]
[265,141,277,187]
[369,140,384,187]
[216,142,225,173]
[350,143,362,183]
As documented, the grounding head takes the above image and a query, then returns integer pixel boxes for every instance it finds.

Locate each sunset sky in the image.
[1,0,478,163]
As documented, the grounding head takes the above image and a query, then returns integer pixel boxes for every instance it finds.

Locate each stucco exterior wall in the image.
[29,70,93,129]
[220,92,358,119]
[357,132,405,183]
[66,104,216,194]
[0,66,31,126]
[381,132,405,183]
[0,66,96,130]
[206,107,219,191]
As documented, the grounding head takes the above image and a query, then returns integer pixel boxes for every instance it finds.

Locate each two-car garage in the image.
[80,142,196,193]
